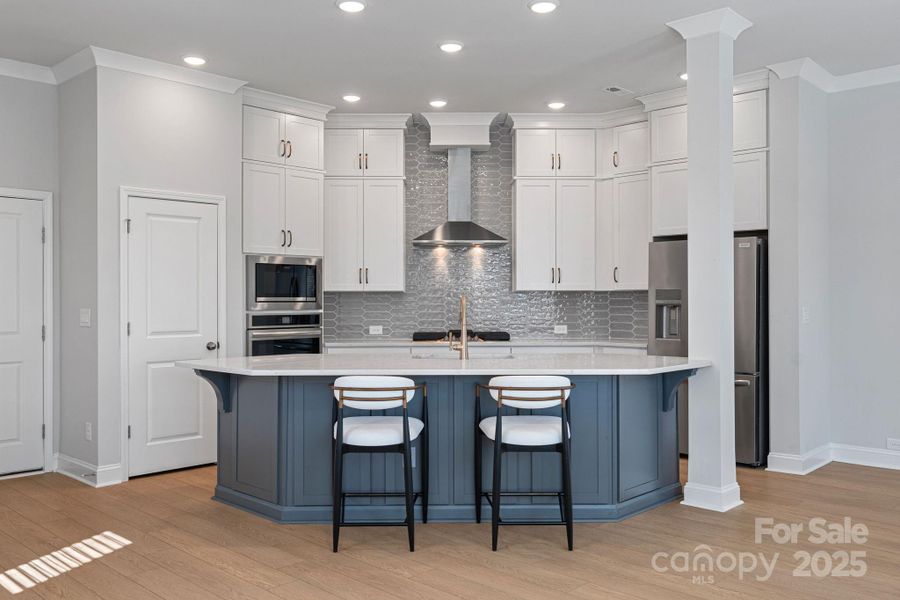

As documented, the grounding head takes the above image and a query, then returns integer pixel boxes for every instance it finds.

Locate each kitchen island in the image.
[178,353,709,524]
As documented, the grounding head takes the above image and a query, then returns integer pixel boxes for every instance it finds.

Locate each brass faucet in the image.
[450,295,469,360]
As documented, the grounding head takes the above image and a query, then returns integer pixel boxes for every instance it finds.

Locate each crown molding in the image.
[635,69,769,112]
[593,105,648,128]
[768,57,900,94]
[51,46,247,93]
[242,87,334,121]
[667,7,752,40]
[507,113,601,129]
[0,57,55,84]
[325,113,412,129]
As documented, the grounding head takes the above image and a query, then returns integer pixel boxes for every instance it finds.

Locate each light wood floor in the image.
[1,461,899,599]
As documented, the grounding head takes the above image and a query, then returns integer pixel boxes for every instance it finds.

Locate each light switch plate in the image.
[84,422,92,441]
[801,306,811,324]
[79,308,92,328]
[369,325,383,335]
[887,438,900,451]
[554,325,568,335]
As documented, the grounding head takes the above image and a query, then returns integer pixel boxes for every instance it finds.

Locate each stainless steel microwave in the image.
[246,255,322,312]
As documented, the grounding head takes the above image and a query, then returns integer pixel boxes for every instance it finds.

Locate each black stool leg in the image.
[561,420,574,551]
[491,414,503,551]
[402,408,415,552]
[332,440,343,553]
[475,431,483,523]
[421,387,429,524]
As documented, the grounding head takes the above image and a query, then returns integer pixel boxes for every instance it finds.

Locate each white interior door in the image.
[127,196,219,477]
[0,197,44,476]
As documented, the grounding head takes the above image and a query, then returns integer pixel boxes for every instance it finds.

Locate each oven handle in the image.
[254,296,318,303]
[247,329,323,341]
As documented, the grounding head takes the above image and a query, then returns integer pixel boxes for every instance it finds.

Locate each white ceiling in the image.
[2,0,899,113]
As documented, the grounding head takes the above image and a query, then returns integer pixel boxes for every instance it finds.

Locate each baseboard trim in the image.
[767,444,833,475]
[767,443,900,475]
[831,443,900,471]
[55,453,125,488]
[681,481,743,512]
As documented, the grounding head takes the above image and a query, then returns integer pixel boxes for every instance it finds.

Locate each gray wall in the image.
[324,117,648,341]
[828,81,900,451]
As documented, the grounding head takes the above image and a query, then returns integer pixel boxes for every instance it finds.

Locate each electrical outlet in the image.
[801,306,811,324]
[79,308,92,328]
[887,438,900,451]
[368,325,383,335]
[85,422,92,441]
[554,325,568,335]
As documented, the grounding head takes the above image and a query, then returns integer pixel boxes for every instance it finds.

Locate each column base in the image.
[681,481,742,512]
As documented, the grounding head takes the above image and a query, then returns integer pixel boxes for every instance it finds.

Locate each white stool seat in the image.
[479,416,570,446]
[335,416,425,447]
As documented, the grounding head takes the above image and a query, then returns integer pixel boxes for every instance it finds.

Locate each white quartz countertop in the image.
[324,338,647,349]
[177,353,708,377]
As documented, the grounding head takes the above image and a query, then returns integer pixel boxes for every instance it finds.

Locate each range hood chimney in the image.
[413,113,507,247]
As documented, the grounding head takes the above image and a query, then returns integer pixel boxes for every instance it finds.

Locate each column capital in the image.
[667,8,752,40]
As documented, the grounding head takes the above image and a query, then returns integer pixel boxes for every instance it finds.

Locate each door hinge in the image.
[125,218,132,234]
[127,425,131,439]
[126,322,131,336]
[41,325,46,341]
[41,227,46,243]
[42,424,45,439]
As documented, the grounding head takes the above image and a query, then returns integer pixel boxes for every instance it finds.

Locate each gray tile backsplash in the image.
[323,116,648,341]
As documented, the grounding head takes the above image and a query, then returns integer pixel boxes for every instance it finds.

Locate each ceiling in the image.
[1,0,899,113]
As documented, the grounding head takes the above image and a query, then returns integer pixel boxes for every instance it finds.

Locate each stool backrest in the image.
[487,375,572,410]
[332,375,417,410]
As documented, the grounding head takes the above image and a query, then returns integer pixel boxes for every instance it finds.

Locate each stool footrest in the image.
[342,492,422,499]
[339,521,414,528]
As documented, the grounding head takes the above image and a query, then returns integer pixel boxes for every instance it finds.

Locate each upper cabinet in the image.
[514,129,595,178]
[324,129,405,177]
[649,90,768,163]
[596,173,651,291]
[598,122,649,178]
[243,106,324,171]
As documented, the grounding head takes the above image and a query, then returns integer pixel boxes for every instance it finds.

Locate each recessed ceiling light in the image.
[547,101,565,110]
[439,41,464,53]
[337,1,366,13]
[342,95,361,103]
[680,72,689,81]
[182,55,206,67]
[528,0,559,14]
[429,99,447,108]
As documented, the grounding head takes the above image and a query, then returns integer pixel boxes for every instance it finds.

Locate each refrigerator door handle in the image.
[734,379,751,387]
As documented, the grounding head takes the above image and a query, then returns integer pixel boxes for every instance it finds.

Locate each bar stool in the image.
[331,376,428,552]
[475,375,575,551]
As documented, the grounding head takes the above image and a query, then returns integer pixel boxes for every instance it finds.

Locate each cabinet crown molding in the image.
[636,69,769,112]
[768,57,900,94]
[52,46,248,93]
[0,57,56,85]
[325,114,412,129]
[507,106,647,130]
[242,87,334,121]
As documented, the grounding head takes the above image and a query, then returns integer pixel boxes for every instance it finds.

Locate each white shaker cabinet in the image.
[244,163,324,256]
[596,173,651,291]
[599,122,650,178]
[243,106,324,170]
[324,178,405,291]
[515,129,595,177]
[324,129,405,177]
[513,179,595,291]
[650,150,768,236]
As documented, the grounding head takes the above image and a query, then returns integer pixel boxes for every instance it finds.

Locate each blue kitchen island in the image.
[178,352,708,524]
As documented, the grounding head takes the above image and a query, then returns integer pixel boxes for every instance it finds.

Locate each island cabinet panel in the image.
[617,376,679,502]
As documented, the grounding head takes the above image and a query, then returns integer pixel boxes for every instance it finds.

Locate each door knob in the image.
[206,341,218,351]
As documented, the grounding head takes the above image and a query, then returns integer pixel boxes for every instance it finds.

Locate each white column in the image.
[668,8,752,512]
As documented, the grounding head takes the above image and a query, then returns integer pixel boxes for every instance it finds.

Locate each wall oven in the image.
[246,255,322,312]
[246,312,323,356]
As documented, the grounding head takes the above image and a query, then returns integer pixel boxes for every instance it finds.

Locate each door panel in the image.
[650,105,688,163]
[734,151,768,231]
[362,129,405,177]
[515,130,556,177]
[555,130,596,177]
[612,122,649,175]
[0,198,43,475]
[284,115,323,171]
[555,180,595,290]
[614,173,650,290]
[128,197,218,476]
[734,237,760,373]
[243,106,285,164]
[650,162,688,236]
[324,129,364,177]
[595,179,616,290]
[513,180,556,290]
[284,169,324,257]
[242,162,285,254]
[362,179,405,291]
[734,375,759,465]
[323,179,364,291]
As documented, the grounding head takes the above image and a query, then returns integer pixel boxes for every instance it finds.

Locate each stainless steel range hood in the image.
[413,113,507,247]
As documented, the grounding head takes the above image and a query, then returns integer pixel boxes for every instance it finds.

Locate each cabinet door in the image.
[595,179,616,290]
[284,115,323,171]
[243,162,285,254]
[650,162,688,236]
[612,122,649,176]
[324,179,364,291]
[513,180,557,291]
[597,128,615,179]
[324,129,364,177]
[284,169,323,257]
[650,105,688,163]
[555,130,596,177]
[555,179,596,291]
[362,179,405,291]
[733,90,767,152]
[613,173,650,290]
[362,129,405,177]
[733,151,768,231]
[515,130,556,177]
[243,106,285,164]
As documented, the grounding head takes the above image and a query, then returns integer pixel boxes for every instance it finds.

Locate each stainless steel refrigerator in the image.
[648,236,768,466]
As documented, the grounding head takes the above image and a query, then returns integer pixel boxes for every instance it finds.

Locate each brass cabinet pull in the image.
[286,140,292,158]
[365,153,368,169]
[612,151,619,168]
[551,267,556,284]
[613,266,619,283]
[281,230,286,247]
[287,230,293,247]
[557,267,561,284]
[557,154,561,170]
[358,153,362,169]
[279,140,286,157]
[358,267,362,284]
[365,267,369,284]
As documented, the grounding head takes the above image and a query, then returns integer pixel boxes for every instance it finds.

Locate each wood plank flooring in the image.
[1,461,898,599]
